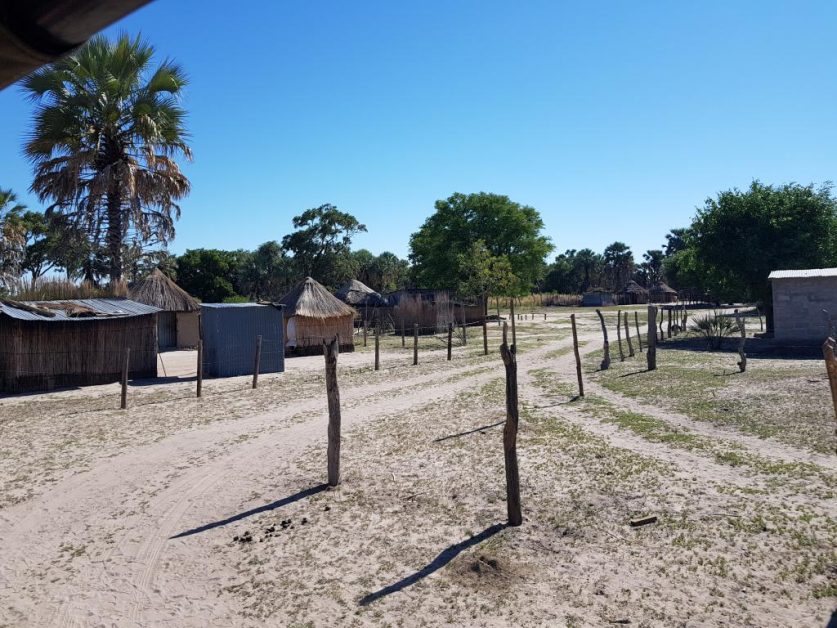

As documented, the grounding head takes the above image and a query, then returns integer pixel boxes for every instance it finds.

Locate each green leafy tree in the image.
[456,241,517,308]
[636,249,664,286]
[23,34,192,283]
[409,192,553,294]
[602,241,635,290]
[370,251,410,293]
[282,204,367,288]
[237,241,293,300]
[686,181,837,323]
[177,249,247,302]
[0,188,27,288]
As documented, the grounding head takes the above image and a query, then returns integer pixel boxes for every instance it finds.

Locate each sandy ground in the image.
[0,309,835,627]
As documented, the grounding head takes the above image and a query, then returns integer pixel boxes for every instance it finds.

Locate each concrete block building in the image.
[769,268,837,344]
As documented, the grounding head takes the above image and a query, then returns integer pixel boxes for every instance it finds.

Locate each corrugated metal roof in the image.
[201,303,284,309]
[768,268,837,280]
[0,298,160,321]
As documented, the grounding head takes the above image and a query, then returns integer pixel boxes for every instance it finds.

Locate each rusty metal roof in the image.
[0,298,160,322]
[768,268,837,280]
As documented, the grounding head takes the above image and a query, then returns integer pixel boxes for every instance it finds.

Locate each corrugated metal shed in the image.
[0,298,160,321]
[201,303,285,377]
[768,268,837,280]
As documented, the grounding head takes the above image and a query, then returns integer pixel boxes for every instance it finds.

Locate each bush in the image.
[690,311,740,350]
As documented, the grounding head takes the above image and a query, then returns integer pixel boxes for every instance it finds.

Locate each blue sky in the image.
[1,0,836,261]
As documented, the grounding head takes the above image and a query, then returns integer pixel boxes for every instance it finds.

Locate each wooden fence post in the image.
[659,314,665,343]
[615,310,625,361]
[624,311,634,357]
[196,340,203,398]
[323,336,341,486]
[735,310,746,372]
[447,323,453,361]
[252,335,262,389]
[120,347,130,409]
[363,320,368,347]
[500,326,522,527]
[570,313,584,398]
[667,308,672,338]
[647,305,657,371]
[374,323,380,371]
[821,338,837,454]
[461,322,467,347]
[635,311,643,352]
[483,316,488,356]
[509,298,517,350]
[413,323,418,366]
[401,317,405,348]
[596,309,611,370]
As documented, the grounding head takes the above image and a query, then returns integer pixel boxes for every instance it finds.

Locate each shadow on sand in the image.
[170,483,329,539]
[358,523,507,606]
[434,421,504,442]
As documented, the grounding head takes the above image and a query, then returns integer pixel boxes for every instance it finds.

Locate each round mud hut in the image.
[279,277,356,355]
[649,281,678,303]
[621,280,649,305]
[130,269,201,349]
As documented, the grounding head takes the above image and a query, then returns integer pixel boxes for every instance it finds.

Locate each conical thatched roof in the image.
[651,281,677,294]
[622,280,649,294]
[279,277,356,319]
[130,269,200,312]
[335,279,387,307]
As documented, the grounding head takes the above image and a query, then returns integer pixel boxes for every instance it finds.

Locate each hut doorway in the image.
[158,311,177,349]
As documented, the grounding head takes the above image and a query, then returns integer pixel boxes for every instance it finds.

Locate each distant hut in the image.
[279,277,356,355]
[0,298,159,393]
[335,279,387,308]
[649,281,678,303]
[388,288,484,332]
[581,288,615,307]
[201,303,285,377]
[130,269,201,349]
[621,280,649,305]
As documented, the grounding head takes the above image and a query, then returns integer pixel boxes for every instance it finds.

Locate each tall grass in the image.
[5,277,128,301]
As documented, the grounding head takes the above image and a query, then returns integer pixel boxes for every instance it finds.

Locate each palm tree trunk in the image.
[106,187,123,283]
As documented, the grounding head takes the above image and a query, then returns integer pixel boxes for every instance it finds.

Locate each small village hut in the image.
[620,280,649,305]
[581,288,615,307]
[279,277,356,355]
[0,298,159,393]
[649,281,678,303]
[200,303,285,377]
[130,269,201,349]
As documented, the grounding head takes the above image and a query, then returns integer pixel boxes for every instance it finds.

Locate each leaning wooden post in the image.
[196,340,203,398]
[634,311,643,353]
[413,323,419,365]
[252,335,262,389]
[734,310,747,372]
[658,314,665,343]
[667,308,672,338]
[570,314,584,397]
[120,347,130,409]
[323,336,341,486]
[482,316,488,356]
[509,298,517,350]
[596,309,611,370]
[647,305,657,371]
[500,324,522,526]
[447,323,453,361]
[374,323,380,371]
[821,338,837,454]
[615,311,625,361]
[623,311,635,357]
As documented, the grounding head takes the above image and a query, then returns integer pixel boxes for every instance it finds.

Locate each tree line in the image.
[2,33,836,319]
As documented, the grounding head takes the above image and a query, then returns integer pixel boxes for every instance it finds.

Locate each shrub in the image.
[690,310,740,350]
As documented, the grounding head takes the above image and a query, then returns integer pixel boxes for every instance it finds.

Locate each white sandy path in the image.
[0,339,571,627]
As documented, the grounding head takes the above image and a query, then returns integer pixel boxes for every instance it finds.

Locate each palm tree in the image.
[23,34,191,283]
[0,188,27,282]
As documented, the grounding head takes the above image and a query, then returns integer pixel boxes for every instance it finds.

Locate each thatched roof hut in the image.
[335,279,387,308]
[0,298,159,393]
[130,269,201,349]
[620,280,649,304]
[649,281,678,303]
[279,277,356,355]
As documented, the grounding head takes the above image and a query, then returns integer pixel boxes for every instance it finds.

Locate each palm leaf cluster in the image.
[23,34,191,282]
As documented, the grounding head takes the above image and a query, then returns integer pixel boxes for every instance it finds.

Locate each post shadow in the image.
[170,483,329,539]
[434,421,504,442]
[358,523,507,606]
